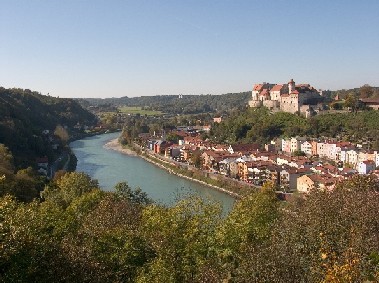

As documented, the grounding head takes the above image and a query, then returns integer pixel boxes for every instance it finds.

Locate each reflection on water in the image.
[70,133,235,211]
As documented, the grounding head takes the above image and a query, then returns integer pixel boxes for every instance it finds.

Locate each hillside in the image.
[211,107,379,150]
[76,91,251,114]
[0,87,97,168]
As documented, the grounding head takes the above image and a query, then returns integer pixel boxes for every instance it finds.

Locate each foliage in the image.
[359,84,374,98]
[293,149,306,156]
[139,196,222,282]
[1,173,378,282]
[114,182,152,205]
[344,93,359,111]
[211,107,309,144]
[190,150,202,168]
[0,144,46,202]
[42,172,99,208]
[0,87,96,168]
[77,91,251,115]
[119,106,163,116]
[0,144,14,176]
[211,107,379,150]
[54,125,69,145]
[242,175,379,282]
[215,184,280,280]
[330,84,379,100]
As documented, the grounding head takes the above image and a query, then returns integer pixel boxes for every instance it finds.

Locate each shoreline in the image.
[103,138,138,156]
[104,138,241,199]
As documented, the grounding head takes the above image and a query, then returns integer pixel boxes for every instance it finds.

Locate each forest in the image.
[0,87,97,168]
[76,91,252,114]
[210,107,379,150]
[1,172,378,282]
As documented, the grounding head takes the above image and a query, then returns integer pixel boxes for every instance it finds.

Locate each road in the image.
[48,152,70,179]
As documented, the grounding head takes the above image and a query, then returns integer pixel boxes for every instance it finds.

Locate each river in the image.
[70,132,235,210]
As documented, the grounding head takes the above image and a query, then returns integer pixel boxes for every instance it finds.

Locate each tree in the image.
[0,196,77,282]
[293,150,306,156]
[190,150,202,168]
[0,144,14,176]
[344,93,359,111]
[138,197,222,282]
[12,167,43,202]
[54,125,69,145]
[61,191,152,282]
[114,182,152,205]
[215,184,279,281]
[166,133,180,144]
[330,101,342,110]
[360,84,374,98]
[245,175,379,282]
[42,172,99,208]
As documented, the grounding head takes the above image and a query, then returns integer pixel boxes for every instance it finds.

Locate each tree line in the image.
[211,107,379,150]
[1,172,378,282]
[77,92,252,115]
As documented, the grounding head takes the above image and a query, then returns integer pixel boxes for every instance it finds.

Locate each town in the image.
[134,129,378,194]
[125,80,379,196]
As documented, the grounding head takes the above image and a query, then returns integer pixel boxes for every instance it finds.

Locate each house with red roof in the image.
[360,98,379,110]
[228,143,260,155]
[297,174,338,193]
[280,167,312,191]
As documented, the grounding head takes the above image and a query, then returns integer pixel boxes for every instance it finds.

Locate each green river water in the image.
[70,132,235,210]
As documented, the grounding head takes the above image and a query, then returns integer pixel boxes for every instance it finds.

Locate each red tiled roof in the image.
[271,84,283,91]
[360,98,379,104]
[253,84,264,91]
[231,143,260,152]
[336,142,352,148]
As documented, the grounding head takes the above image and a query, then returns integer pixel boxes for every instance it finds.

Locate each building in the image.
[213,117,222,123]
[301,141,313,156]
[248,79,322,115]
[357,160,376,174]
[360,98,379,110]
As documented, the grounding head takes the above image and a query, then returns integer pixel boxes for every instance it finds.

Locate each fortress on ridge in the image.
[248,79,322,116]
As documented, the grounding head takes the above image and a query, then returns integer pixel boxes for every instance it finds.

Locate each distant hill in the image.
[0,87,97,168]
[76,92,252,114]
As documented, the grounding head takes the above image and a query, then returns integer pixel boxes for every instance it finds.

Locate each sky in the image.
[1,0,379,98]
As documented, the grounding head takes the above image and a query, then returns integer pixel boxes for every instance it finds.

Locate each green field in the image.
[118,106,163,116]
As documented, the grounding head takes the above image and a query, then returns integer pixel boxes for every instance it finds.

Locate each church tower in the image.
[288,79,295,93]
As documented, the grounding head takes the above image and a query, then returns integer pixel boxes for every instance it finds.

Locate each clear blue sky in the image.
[1,0,379,98]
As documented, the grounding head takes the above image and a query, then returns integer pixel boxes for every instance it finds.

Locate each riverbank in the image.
[139,153,242,199]
[104,138,242,199]
[104,138,138,156]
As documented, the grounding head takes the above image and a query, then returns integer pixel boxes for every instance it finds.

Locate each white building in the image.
[301,141,313,156]
[357,160,376,174]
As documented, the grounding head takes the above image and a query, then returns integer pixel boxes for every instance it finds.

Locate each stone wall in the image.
[280,95,299,113]
[263,100,280,110]
[248,100,262,107]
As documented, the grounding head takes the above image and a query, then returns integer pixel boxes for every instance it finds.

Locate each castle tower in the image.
[288,79,295,93]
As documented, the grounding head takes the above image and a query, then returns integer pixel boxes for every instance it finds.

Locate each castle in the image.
[248,79,322,116]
